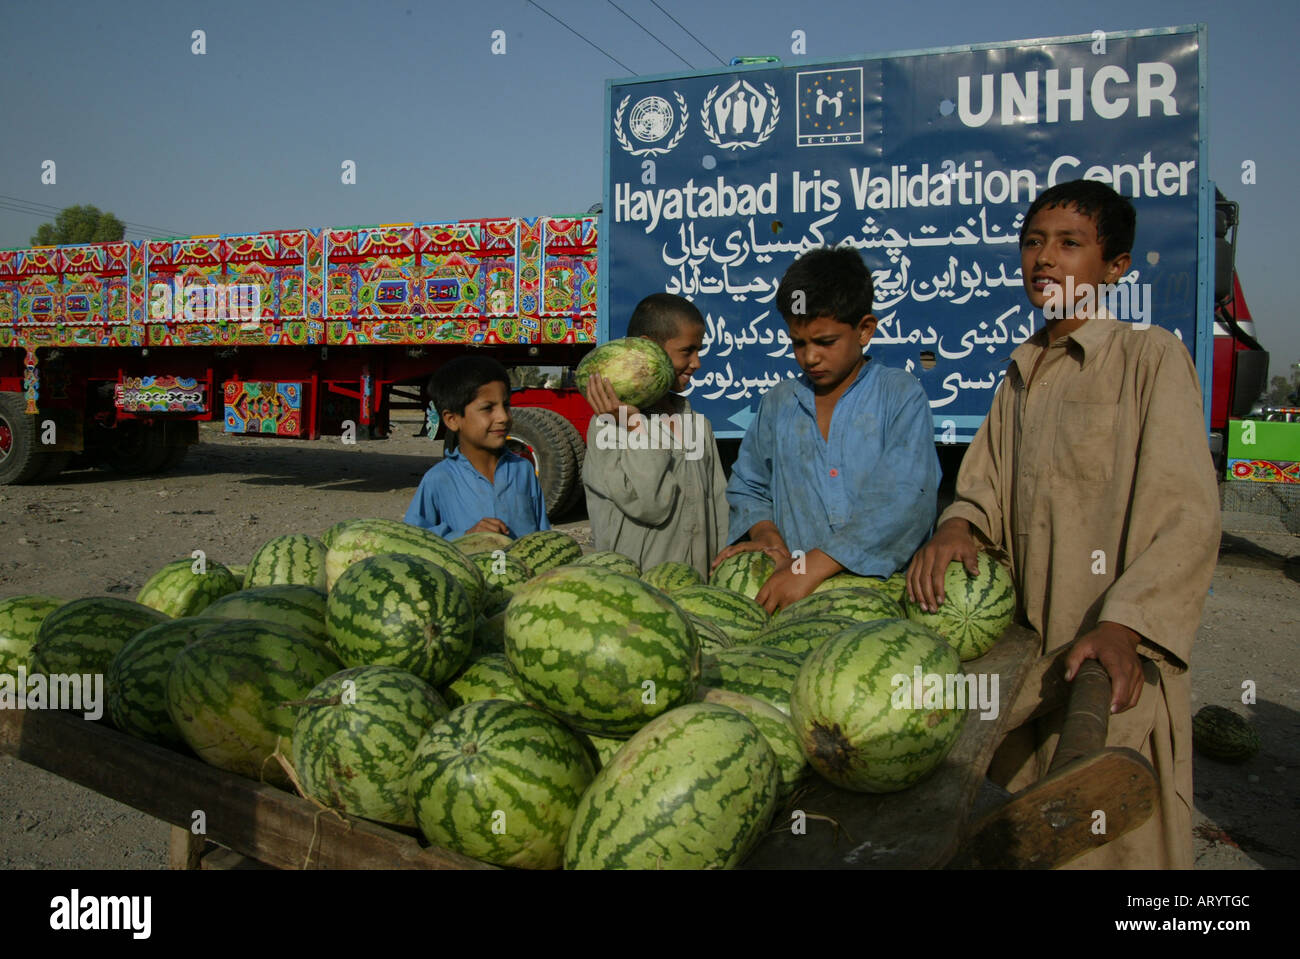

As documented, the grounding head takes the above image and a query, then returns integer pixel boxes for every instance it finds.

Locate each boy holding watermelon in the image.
[582,293,729,578]
[906,180,1220,868]
[714,248,940,612]
[404,355,550,540]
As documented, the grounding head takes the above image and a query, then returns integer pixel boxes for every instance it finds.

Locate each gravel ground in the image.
[0,417,1295,869]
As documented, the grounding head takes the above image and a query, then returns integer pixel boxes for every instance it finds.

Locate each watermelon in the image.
[574,337,674,410]
[771,587,903,629]
[1193,705,1261,763]
[641,561,703,594]
[699,687,808,803]
[504,566,699,736]
[0,595,63,674]
[324,518,487,613]
[166,619,343,786]
[443,652,526,708]
[291,665,449,827]
[902,552,1014,660]
[225,564,248,583]
[563,702,779,869]
[244,534,328,590]
[751,613,860,658]
[671,585,769,645]
[408,699,596,869]
[107,618,217,747]
[507,530,583,576]
[28,598,171,680]
[136,559,242,618]
[471,550,533,617]
[453,530,516,557]
[789,619,964,793]
[326,554,473,687]
[687,615,733,654]
[570,550,641,577]
[586,732,627,768]
[701,646,804,715]
[321,520,353,550]
[202,584,329,645]
[815,571,908,603]
[710,550,776,600]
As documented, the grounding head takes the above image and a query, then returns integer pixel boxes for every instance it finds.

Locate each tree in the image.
[30,205,126,246]
[1266,366,1300,407]
[509,365,545,389]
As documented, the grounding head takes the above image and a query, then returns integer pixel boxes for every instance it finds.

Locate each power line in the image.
[525,0,638,75]
[0,193,184,238]
[606,0,694,69]
[647,0,726,65]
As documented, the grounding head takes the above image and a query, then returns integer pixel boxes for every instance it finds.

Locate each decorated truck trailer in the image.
[1,24,1283,515]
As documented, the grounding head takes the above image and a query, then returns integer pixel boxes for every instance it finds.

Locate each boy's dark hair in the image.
[775,248,873,326]
[432,354,510,450]
[627,292,705,343]
[1020,179,1136,261]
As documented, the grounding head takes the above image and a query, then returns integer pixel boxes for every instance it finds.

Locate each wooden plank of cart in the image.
[0,624,1155,870]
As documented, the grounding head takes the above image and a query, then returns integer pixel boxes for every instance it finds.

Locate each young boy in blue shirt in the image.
[714,247,940,613]
[404,355,550,540]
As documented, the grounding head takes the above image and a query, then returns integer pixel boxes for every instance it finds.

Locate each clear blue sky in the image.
[2,0,1297,374]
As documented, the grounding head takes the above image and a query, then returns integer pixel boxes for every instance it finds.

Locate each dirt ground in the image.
[1,415,1296,869]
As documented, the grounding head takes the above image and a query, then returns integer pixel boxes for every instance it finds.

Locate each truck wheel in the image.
[507,407,580,520]
[0,393,55,485]
[556,410,589,518]
[104,421,171,476]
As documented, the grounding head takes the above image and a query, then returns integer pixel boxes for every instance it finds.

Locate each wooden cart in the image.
[0,625,1155,870]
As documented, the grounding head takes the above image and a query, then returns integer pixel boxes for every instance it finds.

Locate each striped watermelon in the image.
[687,615,733,654]
[700,646,804,715]
[326,554,473,687]
[570,550,641,577]
[107,618,217,747]
[166,619,342,786]
[472,550,532,617]
[815,571,908,603]
[504,566,700,736]
[902,552,1014,660]
[507,530,582,576]
[0,595,63,674]
[563,702,778,869]
[574,336,675,410]
[453,530,516,557]
[225,564,248,583]
[710,550,776,600]
[641,561,703,594]
[325,518,487,613]
[321,520,354,550]
[291,665,449,827]
[671,585,769,645]
[136,559,242,618]
[585,732,627,768]
[244,534,328,590]
[751,614,860,658]
[28,598,171,680]
[699,687,808,803]
[771,587,902,629]
[443,652,526,708]
[408,699,596,869]
[789,619,964,792]
[202,585,329,645]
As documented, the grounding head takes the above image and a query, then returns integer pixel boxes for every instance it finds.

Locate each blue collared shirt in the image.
[726,358,940,577]
[404,448,550,540]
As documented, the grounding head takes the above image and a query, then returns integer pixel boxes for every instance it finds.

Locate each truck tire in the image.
[104,421,171,476]
[557,410,588,519]
[0,393,57,485]
[507,406,580,520]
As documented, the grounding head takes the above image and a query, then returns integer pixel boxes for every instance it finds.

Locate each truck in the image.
[3,24,1286,521]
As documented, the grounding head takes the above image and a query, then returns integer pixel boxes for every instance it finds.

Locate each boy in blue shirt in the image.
[404,355,550,540]
[714,247,940,612]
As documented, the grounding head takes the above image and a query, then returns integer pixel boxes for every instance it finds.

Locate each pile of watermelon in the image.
[1,522,1016,870]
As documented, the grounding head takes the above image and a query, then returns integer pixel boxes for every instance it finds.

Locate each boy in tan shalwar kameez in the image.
[907,180,1220,869]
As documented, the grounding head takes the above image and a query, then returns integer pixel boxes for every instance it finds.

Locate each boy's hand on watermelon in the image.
[586,373,641,422]
[469,517,511,536]
[1064,622,1145,714]
[906,519,981,613]
[711,522,789,572]
[754,567,818,614]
